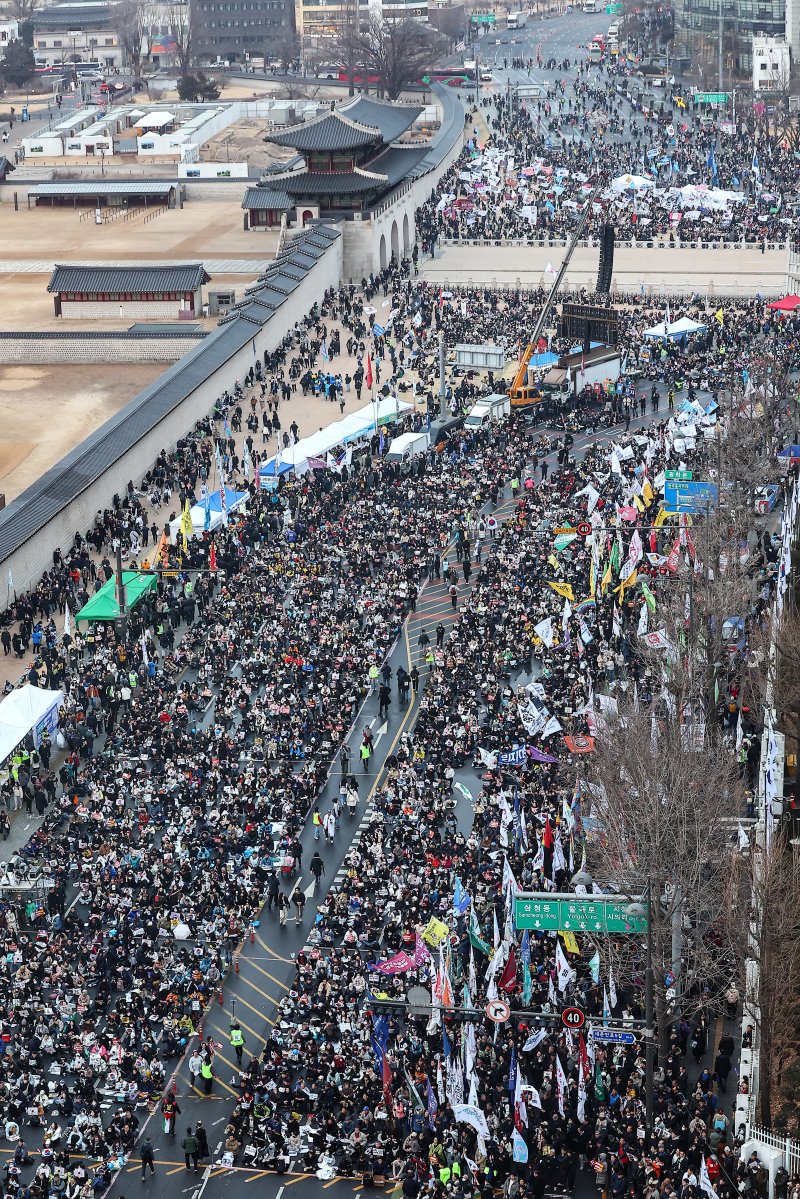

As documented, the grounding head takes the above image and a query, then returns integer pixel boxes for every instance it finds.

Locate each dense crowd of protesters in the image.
[416,67,797,248]
[0,263,789,1199]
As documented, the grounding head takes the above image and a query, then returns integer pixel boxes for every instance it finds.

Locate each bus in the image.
[582,1,598,12]
[419,64,477,85]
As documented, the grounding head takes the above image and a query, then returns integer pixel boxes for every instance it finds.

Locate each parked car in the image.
[754,484,780,515]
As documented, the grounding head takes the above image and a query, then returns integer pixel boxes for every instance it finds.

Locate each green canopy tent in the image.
[75,571,158,624]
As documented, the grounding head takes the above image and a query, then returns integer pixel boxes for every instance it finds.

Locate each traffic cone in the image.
[234,956,239,974]
[249,924,255,944]
[218,987,224,1005]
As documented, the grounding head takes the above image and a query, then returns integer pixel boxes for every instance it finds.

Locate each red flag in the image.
[499,946,518,993]
[438,288,444,311]
[382,1053,392,1108]
[542,815,554,850]
[209,543,217,572]
[564,735,595,755]
[578,1033,590,1082]
[366,354,373,391]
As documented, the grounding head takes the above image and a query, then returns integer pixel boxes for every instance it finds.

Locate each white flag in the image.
[737,823,749,851]
[534,617,554,648]
[523,1028,548,1053]
[63,605,72,640]
[555,1055,567,1116]
[637,602,649,636]
[452,1103,490,1139]
[555,941,574,992]
[608,969,618,1010]
[140,630,149,666]
[542,715,562,738]
[545,261,557,279]
[7,569,13,595]
[699,1157,716,1198]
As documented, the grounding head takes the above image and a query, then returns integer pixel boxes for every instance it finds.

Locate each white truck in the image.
[464,393,511,429]
[507,11,528,27]
[386,430,430,463]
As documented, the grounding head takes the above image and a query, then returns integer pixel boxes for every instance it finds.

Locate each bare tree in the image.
[167,1,192,76]
[745,831,800,1128]
[326,2,368,96]
[357,11,447,100]
[117,0,148,73]
[586,689,745,1061]
[9,0,41,20]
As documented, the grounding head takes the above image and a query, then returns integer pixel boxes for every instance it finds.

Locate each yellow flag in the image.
[548,581,574,601]
[560,930,580,955]
[714,308,724,327]
[614,570,638,600]
[153,531,168,567]
[633,494,645,513]
[600,559,612,594]
[653,506,668,529]
[643,479,654,506]
[548,554,560,571]
[676,96,685,108]
[180,499,193,546]
[422,916,450,948]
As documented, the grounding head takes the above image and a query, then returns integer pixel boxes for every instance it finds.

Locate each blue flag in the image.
[442,1026,452,1060]
[453,877,471,915]
[707,140,719,185]
[370,1014,389,1073]
[520,928,531,968]
[508,1046,517,1095]
[427,1077,438,1130]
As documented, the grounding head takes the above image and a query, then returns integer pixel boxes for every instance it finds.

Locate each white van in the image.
[386,431,429,463]
[464,393,511,429]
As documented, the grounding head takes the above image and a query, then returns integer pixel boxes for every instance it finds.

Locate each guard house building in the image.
[256,97,428,268]
[47,263,211,320]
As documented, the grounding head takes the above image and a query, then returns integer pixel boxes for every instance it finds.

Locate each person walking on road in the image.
[162,1089,180,1136]
[278,891,290,927]
[340,743,351,775]
[417,628,430,659]
[181,1128,200,1173]
[322,809,336,844]
[229,1023,245,1066]
[310,851,325,893]
[266,870,279,911]
[293,888,306,926]
[360,739,372,773]
[188,1048,203,1089]
[140,1138,156,1181]
[436,623,445,648]
[194,1122,210,1162]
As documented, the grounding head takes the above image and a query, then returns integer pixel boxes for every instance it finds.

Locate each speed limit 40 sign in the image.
[561,1006,586,1030]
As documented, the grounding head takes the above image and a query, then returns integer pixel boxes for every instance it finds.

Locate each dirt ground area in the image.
[0,202,276,264]
[0,363,165,504]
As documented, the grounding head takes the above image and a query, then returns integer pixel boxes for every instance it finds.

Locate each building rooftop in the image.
[29,180,178,198]
[266,96,422,153]
[241,187,292,211]
[47,263,211,294]
[268,110,384,152]
[269,144,429,197]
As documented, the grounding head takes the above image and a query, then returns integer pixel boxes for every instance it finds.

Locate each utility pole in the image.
[438,330,447,417]
[644,879,655,1132]
[717,0,724,94]
[114,543,127,643]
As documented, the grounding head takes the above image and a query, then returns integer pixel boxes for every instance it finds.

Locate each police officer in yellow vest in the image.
[200,1057,214,1095]
[230,1023,245,1066]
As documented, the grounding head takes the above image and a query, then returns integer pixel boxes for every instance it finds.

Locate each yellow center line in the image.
[245,1171,273,1184]
[254,931,294,963]
[246,959,291,990]
[284,1174,313,1186]
[236,971,282,1005]
[166,1165,188,1176]
[221,989,275,1027]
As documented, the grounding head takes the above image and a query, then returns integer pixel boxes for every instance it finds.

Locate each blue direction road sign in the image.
[590,1028,638,1044]
[664,479,718,515]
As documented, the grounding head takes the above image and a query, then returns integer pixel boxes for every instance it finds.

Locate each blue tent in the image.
[260,459,293,478]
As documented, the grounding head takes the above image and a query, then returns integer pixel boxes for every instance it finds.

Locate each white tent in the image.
[0,684,64,764]
[260,397,414,475]
[643,316,707,340]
